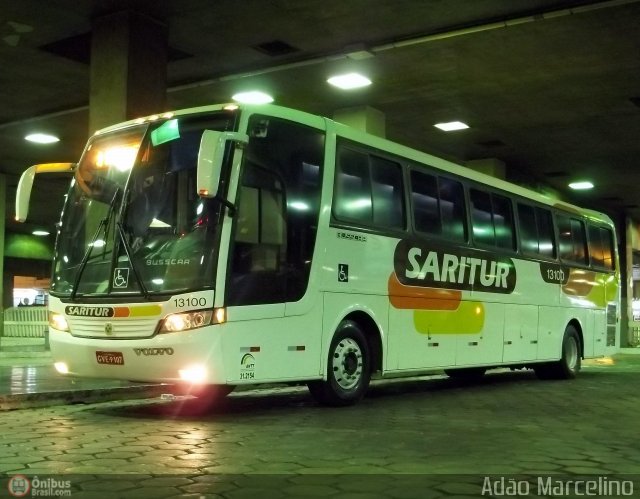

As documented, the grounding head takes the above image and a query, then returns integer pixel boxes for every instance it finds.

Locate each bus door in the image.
[224,115,325,381]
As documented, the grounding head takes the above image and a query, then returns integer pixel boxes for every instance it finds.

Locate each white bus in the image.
[16,104,620,406]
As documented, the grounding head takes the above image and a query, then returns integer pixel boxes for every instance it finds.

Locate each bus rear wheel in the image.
[308,320,371,406]
[534,325,581,380]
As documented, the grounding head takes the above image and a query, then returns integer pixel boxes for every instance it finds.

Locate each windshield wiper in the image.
[70,189,120,300]
[115,221,150,299]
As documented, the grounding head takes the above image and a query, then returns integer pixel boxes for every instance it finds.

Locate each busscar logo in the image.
[394,239,516,294]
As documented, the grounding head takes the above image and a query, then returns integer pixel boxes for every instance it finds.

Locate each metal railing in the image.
[2,306,48,338]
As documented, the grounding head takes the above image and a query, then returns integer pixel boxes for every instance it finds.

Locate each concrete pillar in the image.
[0,174,6,337]
[466,158,506,179]
[89,11,168,133]
[333,106,386,138]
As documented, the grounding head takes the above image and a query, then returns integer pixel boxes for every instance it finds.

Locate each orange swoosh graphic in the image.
[562,269,596,297]
[388,272,461,310]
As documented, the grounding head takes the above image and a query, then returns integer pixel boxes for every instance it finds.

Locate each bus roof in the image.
[95,103,614,227]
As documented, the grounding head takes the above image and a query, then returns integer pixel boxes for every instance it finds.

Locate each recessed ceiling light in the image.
[434,121,469,132]
[231,91,274,104]
[327,72,372,90]
[568,181,594,190]
[32,230,50,236]
[25,133,60,144]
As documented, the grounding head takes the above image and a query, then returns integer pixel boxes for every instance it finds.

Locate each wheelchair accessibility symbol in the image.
[113,268,130,288]
[338,264,349,283]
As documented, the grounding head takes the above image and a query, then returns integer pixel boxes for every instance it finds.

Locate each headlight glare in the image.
[49,312,70,332]
[159,309,214,333]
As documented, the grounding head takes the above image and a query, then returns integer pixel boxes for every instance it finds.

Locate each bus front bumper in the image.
[49,326,227,385]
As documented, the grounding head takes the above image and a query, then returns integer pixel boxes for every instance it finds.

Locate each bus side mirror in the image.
[15,163,75,222]
[197,130,248,198]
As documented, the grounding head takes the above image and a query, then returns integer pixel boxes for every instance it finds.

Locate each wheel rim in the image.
[565,335,579,371]
[332,337,363,390]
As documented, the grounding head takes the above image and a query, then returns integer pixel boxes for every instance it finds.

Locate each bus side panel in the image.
[387,291,458,370]
[453,301,504,366]
[537,306,566,360]
[502,258,561,362]
[222,299,323,383]
[556,268,613,359]
[317,228,391,373]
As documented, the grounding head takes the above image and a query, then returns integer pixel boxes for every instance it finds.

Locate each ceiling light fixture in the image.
[25,133,60,144]
[32,230,50,236]
[568,181,594,190]
[327,72,372,90]
[231,91,274,104]
[434,121,469,132]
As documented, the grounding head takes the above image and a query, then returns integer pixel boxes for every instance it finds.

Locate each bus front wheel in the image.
[534,325,581,380]
[308,320,371,406]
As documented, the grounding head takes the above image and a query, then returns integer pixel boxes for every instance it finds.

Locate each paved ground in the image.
[1,355,640,498]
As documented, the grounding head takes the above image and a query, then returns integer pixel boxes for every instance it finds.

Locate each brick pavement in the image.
[1,355,640,498]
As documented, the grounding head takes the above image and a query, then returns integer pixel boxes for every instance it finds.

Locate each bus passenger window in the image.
[335,149,372,223]
[334,148,405,231]
[411,171,440,234]
[517,204,555,257]
[471,189,515,250]
[588,224,615,270]
[470,189,495,246]
[492,194,515,250]
[439,177,466,242]
[411,172,466,241]
[536,208,556,258]
[371,156,404,229]
[557,214,588,265]
[517,204,538,255]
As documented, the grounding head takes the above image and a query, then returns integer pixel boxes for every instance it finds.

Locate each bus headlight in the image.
[49,312,70,332]
[54,362,69,374]
[158,308,225,334]
[178,364,207,383]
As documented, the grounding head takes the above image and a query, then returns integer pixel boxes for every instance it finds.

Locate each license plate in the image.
[96,351,124,365]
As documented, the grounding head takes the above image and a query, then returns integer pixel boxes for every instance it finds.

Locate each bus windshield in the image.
[51,112,236,298]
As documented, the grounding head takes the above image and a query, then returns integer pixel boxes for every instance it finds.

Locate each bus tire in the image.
[308,320,371,406]
[534,325,581,380]
[444,367,486,379]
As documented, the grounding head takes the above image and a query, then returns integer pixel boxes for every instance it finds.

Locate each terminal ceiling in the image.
[1,0,640,238]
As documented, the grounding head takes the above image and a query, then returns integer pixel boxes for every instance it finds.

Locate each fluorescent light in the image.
[434,121,469,131]
[232,91,274,104]
[327,73,372,90]
[569,181,594,190]
[32,230,50,236]
[25,133,59,144]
